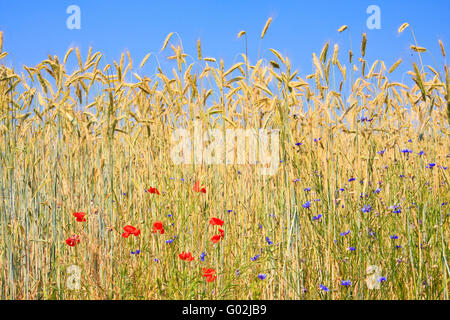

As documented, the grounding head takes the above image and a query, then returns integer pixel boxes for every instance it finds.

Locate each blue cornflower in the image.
[312,214,322,221]
[401,149,412,153]
[266,236,273,245]
[339,188,345,192]
[165,239,174,244]
[377,150,385,155]
[153,258,159,263]
[390,235,398,240]
[295,142,302,146]
[418,151,424,156]
[347,246,356,251]
[319,284,329,292]
[302,201,311,209]
[341,280,352,287]
[235,269,240,276]
[378,277,387,283]
[200,251,207,262]
[131,250,140,255]
[408,139,412,143]
[395,245,402,249]
[362,205,372,213]
[293,179,300,182]
[348,177,356,182]
[374,188,381,194]
[340,230,351,236]
[227,209,233,213]
[167,214,173,217]
[251,254,260,262]
[314,138,321,143]
[390,205,401,214]
[258,274,267,280]
[426,163,435,169]
[304,187,311,192]
[399,174,405,178]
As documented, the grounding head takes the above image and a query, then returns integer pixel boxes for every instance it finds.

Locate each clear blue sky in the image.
[0,0,449,82]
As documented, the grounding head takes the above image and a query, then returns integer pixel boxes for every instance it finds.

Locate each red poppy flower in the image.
[152,221,164,234]
[147,187,160,195]
[193,181,206,193]
[72,212,87,222]
[219,228,224,239]
[202,268,217,282]
[179,251,195,262]
[122,225,140,238]
[211,234,221,244]
[66,235,80,247]
[209,217,224,227]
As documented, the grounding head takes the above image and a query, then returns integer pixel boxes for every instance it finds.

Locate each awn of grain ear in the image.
[261,17,272,40]
[349,50,353,64]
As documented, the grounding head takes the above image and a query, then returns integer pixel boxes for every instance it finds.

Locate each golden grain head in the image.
[438,40,446,57]
[410,45,426,53]
[361,33,367,57]
[237,30,246,38]
[261,17,273,39]
[161,32,174,52]
[398,22,409,34]
[338,25,348,32]
[197,39,202,61]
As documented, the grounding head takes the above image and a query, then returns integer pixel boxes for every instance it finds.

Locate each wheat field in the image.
[0,21,449,300]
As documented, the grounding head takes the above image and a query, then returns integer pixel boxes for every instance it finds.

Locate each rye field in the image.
[0,21,449,300]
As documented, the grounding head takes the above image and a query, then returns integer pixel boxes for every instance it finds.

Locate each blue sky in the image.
[0,0,449,82]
